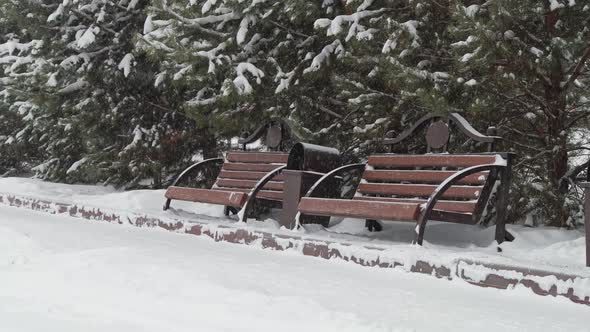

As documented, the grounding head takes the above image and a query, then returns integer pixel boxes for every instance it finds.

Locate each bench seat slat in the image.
[165,187,248,207]
[362,170,488,185]
[222,163,283,172]
[226,152,289,164]
[215,179,284,191]
[429,210,476,225]
[368,154,497,168]
[219,170,285,181]
[213,188,283,201]
[358,183,483,199]
[299,197,420,221]
[352,196,477,213]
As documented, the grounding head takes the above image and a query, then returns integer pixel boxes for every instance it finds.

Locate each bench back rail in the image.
[384,113,501,153]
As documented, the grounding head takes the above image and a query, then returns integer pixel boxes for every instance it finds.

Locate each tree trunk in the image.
[542,4,570,227]
[202,127,218,159]
[544,85,569,227]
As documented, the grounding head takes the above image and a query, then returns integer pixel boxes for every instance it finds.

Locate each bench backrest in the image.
[358,154,502,220]
[214,152,289,201]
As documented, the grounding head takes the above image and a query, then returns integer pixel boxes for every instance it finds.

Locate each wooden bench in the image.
[164,120,295,220]
[165,152,288,218]
[297,113,515,246]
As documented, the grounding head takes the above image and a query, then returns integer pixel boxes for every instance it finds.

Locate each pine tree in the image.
[3,0,589,230]
[141,1,318,144]
[0,0,46,176]
[297,0,468,159]
[0,0,204,188]
[449,0,590,226]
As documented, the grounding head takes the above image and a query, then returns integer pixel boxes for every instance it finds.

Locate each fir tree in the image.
[450,0,590,226]
[0,0,46,176]
[0,0,204,188]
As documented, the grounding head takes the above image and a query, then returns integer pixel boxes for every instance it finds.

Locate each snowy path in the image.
[0,205,587,332]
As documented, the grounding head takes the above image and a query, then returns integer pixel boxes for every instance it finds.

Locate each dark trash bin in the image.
[280,143,341,229]
[287,143,341,173]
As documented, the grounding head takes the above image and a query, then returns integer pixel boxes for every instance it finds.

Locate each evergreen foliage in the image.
[1,0,589,226]
[1,0,204,188]
[449,0,590,226]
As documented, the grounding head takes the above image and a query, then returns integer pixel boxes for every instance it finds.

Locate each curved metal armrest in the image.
[303,163,366,198]
[421,164,507,219]
[169,158,224,187]
[164,157,224,210]
[240,165,287,222]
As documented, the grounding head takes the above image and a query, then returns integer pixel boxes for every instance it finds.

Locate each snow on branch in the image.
[0,39,44,78]
[195,40,231,74]
[382,20,421,53]
[118,53,135,78]
[76,27,99,49]
[58,79,89,94]
[548,0,577,11]
[186,88,218,106]
[0,40,43,58]
[237,15,256,45]
[303,40,344,74]
[47,4,65,22]
[233,62,265,95]
[159,3,239,37]
[314,9,386,41]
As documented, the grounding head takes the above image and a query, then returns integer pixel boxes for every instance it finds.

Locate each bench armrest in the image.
[239,165,287,222]
[419,163,507,226]
[294,163,366,227]
[164,157,224,210]
[169,158,224,187]
[302,163,367,199]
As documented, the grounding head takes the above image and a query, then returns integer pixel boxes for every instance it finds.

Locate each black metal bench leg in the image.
[504,230,515,242]
[413,212,428,245]
[494,156,514,246]
[163,198,172,211]
[365,219,382,232]
[224,206,238,216]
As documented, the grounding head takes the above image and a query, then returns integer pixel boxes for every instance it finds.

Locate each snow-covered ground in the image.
[0,177,587,276]
[1,205,588,332]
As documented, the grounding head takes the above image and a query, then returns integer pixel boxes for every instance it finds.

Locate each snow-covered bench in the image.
[165,151,288,219]
[297,113,516,246]
[163,119,341,222]
[164,120,293,220]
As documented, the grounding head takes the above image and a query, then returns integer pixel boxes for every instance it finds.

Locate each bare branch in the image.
[563,43,590,90]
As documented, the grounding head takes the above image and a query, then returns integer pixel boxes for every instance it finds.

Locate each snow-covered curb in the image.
[1,192,589,307]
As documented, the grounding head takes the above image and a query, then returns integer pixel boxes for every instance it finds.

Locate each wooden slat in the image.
[222,163,283,172]
[226,152,289,164]
[362,170,488,185]
[165,187,247,207]
[299,197,420,221]
[358,183,483,199]
[218,170,285,181]
[368,154,497,168]
[353,196,477,213]
[429,210,476,224]
[213,188,283,201]
[215,179,283,191]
